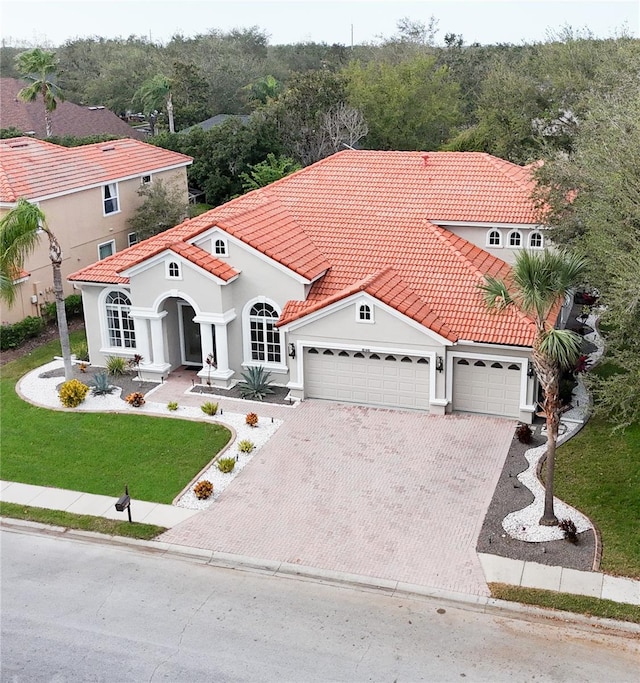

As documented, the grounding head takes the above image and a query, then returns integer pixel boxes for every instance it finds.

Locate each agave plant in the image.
[237,366,274,401]
[90,371,115,396]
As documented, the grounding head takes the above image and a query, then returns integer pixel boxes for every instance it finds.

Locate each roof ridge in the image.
[482,153,538,195]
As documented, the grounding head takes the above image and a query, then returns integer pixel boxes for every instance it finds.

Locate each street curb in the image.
[2,517,639,637]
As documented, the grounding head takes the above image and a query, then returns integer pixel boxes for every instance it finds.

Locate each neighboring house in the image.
[180,114,251,134]
[0,136,192,324]
[0,77,146,140]
[69,150,565,422]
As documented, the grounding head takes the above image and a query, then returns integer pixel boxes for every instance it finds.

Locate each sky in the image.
[1,0,638,48]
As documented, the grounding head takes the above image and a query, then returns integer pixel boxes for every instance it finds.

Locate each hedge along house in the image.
[0,136,192,324]
[69,150,569,422]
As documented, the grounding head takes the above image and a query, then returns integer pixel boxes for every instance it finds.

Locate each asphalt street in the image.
[1,528,638,682]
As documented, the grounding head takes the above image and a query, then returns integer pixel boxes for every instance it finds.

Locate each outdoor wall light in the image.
[436,356,444,373]
[288,343,296,359]
[527,362,535,378]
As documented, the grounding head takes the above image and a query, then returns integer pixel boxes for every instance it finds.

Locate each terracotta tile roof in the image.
[70,150,544,346]
[0,136,192,202]
[0,77,147,141]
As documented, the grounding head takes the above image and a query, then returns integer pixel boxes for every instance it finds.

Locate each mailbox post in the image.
[115,484,132,523]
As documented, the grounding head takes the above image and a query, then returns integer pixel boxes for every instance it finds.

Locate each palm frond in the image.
[478,275,513,311]
[537,328,582,369]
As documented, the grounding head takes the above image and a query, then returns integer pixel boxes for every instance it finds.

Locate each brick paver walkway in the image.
[161,401,515,596]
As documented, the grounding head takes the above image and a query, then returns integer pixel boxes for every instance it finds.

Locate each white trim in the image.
[279,291,453,347]
[446,350,536,414]
[127,232,139,247]
[456,339,533,352]
[242,296,286,368]
[120,249,237,285]
[193,309,236,325]
[507,229,523,248]
[16,162,192,204]
[191,227,317,285]
[434,220,546,230]
[528,231,544,249]
[97,239,116,260]
[102,182,120,216]
[486,228,503,248]
[213,237,228,257]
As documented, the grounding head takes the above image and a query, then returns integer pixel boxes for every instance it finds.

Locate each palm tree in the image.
[136,74,175,134]
[479,249,587,525]
[15,48,64,138]
[0,199,73,380]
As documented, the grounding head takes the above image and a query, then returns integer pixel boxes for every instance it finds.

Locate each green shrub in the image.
[71,340,90,362]
[167,401,179,411]
[41,302,57,323]
[238,439,255,453]
[1,316,47,349]
[217,456,236,473]
[237,366,274,401]
[193,480,213,500]
[106,355,128,376]
[59,379,90,408]
[64,294,83,318]
[201,401,219,416]
[90,372,115,396]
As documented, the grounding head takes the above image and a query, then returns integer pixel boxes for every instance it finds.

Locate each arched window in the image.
[167,261,180,279]
[105,291,135,348]
[358,303,372,322]
[249,302,281,363]
[214,239,227,256]
[529,231,543,249]
[487,229,502,247]
[508,231,522,248]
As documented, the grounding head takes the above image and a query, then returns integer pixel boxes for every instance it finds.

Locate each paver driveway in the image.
[161,401,515,596]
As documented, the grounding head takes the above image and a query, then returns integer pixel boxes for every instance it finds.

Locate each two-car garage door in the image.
[452,358,521,418]
[304,348,430,410]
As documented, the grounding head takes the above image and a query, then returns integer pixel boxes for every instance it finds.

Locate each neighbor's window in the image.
[127,232,138,247]
[105,291,135,348]
[508,230,522,247]
[98,240,115,260]
[487,229,502,247]
[103,183,119,214]
[250,302,281,363]
[529,231,544,249]
[141,174,152,185]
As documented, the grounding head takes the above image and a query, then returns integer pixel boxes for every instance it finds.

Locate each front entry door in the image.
[179,304,202,365]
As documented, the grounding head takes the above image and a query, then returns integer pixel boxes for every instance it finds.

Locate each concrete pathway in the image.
[0,480,198,528]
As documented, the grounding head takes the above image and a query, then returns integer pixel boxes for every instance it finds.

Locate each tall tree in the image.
[135,74,175,133]
[127,179,189,240]
[15,48,64,138]
[239,153,301,192]
[480,250,586,525]
[0,199,72,379]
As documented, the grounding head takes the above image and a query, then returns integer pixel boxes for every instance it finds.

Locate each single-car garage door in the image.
[453,358,521,418]
[304,348,430,409]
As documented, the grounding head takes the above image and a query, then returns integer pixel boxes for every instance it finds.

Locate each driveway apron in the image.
[160,401,514,596]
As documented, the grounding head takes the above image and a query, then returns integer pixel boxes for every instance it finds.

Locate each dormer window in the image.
[167,261,181,279]
[529,231,544,249]
[487,229,502,247]
[357,302,373,323]
[508,230,522,247]
[214,238,228,256]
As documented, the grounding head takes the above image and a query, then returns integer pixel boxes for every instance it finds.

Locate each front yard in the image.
[1,331,231,504]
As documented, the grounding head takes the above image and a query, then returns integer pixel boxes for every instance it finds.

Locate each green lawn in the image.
[555,419,640,578]
[1,332,231,504]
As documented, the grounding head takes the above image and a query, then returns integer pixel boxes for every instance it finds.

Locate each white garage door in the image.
[304,348,430,410]
[453,358,521,418]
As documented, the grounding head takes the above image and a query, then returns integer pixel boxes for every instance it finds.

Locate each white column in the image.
[149,315,167,366]
[214,323,229,373]
[133,317,151,365]
[199,323,214,366]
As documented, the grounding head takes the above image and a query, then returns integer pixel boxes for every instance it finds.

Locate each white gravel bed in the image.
[18,360,282,510]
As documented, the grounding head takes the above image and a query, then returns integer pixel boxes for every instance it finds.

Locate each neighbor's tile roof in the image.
[70,150,543,346]
[0,77,147,141]
[0,136,192,202]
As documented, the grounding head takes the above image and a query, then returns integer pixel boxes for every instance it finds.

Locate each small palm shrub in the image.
[559,518,578,544]
[193,480,214,500]
[90,371,115,396]
[106,355,128,376]
[217,457,236,473]
[201,401,219,416]
[245,412,258,427]
[71,341,90,362]
[167,401,179,411]
[237,366,274,401]
[515,423,533,444]
[59,379,90,408]
[238,439,255,453]
[125,392,145,407]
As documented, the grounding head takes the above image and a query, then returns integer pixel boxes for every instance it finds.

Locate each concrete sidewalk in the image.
[0,480,198,528]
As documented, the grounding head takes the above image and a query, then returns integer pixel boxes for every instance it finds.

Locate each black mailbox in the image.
[115,494,130,512]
